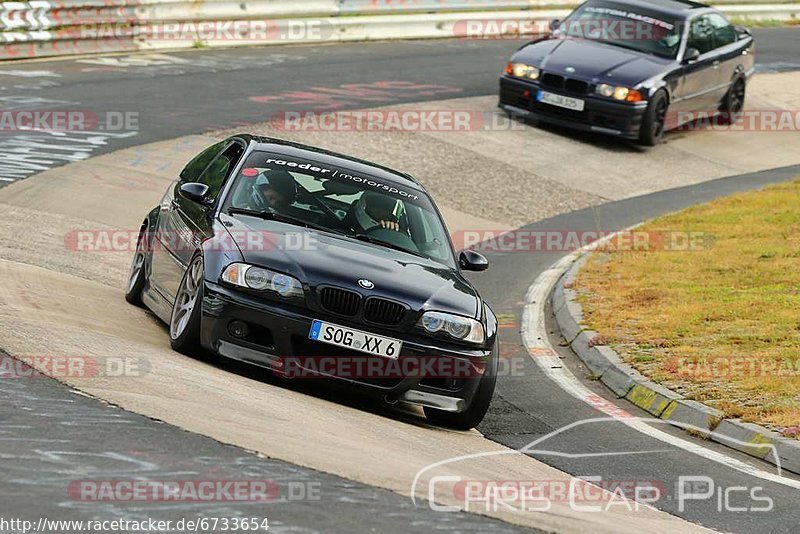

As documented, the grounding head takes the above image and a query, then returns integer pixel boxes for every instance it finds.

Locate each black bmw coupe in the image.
[125,135,497,429]
[499,0,755,145]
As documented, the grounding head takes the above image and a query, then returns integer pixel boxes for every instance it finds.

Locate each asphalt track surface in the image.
[0,27,797,186]
[1,29,799,532]
[0,353,527,533]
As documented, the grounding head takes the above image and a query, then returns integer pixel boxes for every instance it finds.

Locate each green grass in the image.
[576,179,800,436]
[729,17,800,28]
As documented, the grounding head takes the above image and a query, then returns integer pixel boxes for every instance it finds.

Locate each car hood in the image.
[513,38,672,87]
[219,213,480,318]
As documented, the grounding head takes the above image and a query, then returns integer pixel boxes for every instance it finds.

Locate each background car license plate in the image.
[309,320,402,359]
[537,90,585,111]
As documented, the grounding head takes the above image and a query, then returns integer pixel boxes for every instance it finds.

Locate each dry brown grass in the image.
[576,179,800,436]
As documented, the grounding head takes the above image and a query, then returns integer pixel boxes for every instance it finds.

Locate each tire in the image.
[424,345,498,430]
[169,254,204,355]
[124,223,148,306]
[638,89,669,147]
[718,77,746,124]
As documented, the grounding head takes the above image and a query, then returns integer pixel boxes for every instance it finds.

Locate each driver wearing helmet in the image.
[253,170,297,212]
[353,192,406,233]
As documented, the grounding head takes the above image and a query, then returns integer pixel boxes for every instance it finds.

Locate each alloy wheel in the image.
[170,257,203,340]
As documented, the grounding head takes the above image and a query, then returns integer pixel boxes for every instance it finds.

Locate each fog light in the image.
[228,320,249,339]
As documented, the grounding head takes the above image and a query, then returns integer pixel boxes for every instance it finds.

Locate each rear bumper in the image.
[499,75,648,140]
[200,281,491,413]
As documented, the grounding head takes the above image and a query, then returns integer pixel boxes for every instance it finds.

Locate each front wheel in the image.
[124,223,148,306]
[169,254,204,355]
[718,77,746,124]
[424,346,498,430]
[638,89,668,147]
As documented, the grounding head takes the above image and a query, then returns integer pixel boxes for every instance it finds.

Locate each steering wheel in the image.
[295,184,344,224]
[248,187,268,210]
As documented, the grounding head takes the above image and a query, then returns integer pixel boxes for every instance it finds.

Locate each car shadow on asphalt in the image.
[145,311,457,432]
[521,118,653,153]
[210,353,451,429]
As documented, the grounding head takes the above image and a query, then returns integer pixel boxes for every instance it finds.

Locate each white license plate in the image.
[537,90,585,111]
[309,320,402,359]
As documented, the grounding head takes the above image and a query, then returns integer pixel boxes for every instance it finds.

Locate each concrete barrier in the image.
[0,1,797,60]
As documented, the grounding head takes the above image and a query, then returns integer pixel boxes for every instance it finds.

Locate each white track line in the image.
[523,247,800,491]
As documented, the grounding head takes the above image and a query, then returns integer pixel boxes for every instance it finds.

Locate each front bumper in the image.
[499,75,648,139]
[201,281,491,413]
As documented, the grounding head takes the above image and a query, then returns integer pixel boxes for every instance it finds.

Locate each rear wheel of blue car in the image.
[639,89,668,147]
[170,254,204,355]
[423,345,498,430]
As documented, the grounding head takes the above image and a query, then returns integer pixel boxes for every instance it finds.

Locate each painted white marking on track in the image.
[0,70,60,78]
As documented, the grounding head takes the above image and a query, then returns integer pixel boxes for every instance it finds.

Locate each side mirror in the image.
[459,250,489,272]
[549,19,561,32]
[179,182,210,204]
[683,47,701,63]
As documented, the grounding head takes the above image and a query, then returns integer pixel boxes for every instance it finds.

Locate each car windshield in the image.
[559,1,683,59]
[222,151,455,268]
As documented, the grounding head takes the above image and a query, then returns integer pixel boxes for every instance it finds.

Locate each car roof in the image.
[589,0,711,18]
[233,134,426,193]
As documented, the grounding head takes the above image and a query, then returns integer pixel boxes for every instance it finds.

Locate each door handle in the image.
[712,60,720,69]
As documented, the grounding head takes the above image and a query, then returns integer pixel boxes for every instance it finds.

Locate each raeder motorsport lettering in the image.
[263,157,420,201]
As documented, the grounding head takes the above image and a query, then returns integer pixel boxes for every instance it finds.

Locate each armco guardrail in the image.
[336,0,578,14]
[0,0,797,60]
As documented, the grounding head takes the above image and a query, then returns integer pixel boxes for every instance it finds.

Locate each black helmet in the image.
[258,170,297,200]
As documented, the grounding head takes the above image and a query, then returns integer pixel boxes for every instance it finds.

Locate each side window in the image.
[687,15,715,55]
[180,141,226,182]
[197,141,246,200]
[708,13,736,48]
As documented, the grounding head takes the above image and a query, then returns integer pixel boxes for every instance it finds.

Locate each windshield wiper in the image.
[226,207,341,234]
[353,233,427,259]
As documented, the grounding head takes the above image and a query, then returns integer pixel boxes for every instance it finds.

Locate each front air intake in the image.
[319,287,361,316]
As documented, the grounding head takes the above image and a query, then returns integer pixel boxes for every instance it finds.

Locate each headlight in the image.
[595,84,644,102]
[418,311,485,345]
[221,263,303,298]
[596,83,615,97]
[507,62,540,80]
